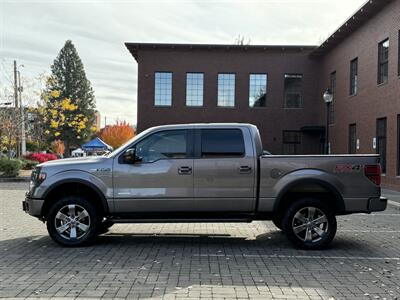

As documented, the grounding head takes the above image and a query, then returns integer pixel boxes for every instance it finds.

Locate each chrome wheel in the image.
[292,206,328,243]
[54,204,91,240]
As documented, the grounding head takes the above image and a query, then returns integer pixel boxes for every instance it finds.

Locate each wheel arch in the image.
[41,179,109,219]
[273,178,345,216]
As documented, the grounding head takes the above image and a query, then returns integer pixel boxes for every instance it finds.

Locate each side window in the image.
[348,124,357,154]
[136,130,187,163]
[376,118,387,173]
[282,130,301,154]
[154,72,172,106]
[284,74,303,108]
[349,58,358,95]
[378,39,389,85]
[201,129,245,158]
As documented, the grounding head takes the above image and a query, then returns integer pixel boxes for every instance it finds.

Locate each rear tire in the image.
[282,198,337,250]
[272,216,284,231]
[46,196,100,247]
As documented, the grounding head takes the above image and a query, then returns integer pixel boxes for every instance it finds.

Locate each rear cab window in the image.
[200,129,245,158]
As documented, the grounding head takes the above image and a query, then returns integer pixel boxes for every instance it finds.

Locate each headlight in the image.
[30,167,39,181]
[30,167,46,189]
[37,172,47,183]
[29,180,35,191]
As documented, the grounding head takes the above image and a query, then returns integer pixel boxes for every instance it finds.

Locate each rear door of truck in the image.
[193,126,256,212]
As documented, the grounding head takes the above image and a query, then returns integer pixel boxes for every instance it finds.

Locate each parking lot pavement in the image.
[383,189,400,205]
[0,182,399,300]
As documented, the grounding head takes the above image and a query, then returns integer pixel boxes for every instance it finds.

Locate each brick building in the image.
[126,0,400,190]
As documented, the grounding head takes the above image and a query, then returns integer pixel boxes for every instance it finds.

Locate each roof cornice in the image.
[125,42,317,61]
[311,0,395,56]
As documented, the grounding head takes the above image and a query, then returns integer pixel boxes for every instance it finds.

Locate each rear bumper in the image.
[367,196,387,212]
[22,195,44,217]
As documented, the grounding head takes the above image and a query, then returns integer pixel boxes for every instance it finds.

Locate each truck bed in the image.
[257,154,381,213]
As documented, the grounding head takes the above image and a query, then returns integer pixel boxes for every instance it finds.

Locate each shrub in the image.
[21,159,39,170]
[25,153,58,164]
[0,158,22,177]
[26,141,40,152]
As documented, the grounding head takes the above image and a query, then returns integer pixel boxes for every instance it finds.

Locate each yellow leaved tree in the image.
[37,88,97,154]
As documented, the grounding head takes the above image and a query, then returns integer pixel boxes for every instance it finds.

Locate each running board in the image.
[111,218,252,224]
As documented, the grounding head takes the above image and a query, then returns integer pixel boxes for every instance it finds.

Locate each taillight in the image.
[364,165,381,186]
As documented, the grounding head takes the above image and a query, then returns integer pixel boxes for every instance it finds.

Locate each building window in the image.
[329,71,336,124]
[154,72,172,106]
[186,73,204,107]
[284,74,303,108]
[348,124,357,154]
[249,74,267,107]
[398,31,400,76]
[282,130,301,154]
[376,117,387,173]
[398,115,400,176]
[350,58,358,95]
[217,73,235,107]
[378,39,389,84]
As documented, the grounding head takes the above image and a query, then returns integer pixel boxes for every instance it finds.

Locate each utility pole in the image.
[13,60,20,157]
[104,116,107,127]
[13,61,18,107]
[18,71,26,156]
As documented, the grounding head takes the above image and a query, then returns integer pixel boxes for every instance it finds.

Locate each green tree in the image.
[44,40,96,156]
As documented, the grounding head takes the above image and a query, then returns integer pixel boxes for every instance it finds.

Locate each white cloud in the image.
[0,0,366,127]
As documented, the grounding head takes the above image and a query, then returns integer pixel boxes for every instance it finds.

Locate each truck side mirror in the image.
[123,148,142,164]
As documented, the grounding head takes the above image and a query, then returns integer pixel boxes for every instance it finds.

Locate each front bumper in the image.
[22,194,44,217]
[367,196,388,212]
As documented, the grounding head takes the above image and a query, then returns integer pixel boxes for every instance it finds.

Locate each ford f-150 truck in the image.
[23,123,387,249]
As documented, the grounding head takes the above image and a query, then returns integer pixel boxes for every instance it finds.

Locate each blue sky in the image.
[0,0,366,127]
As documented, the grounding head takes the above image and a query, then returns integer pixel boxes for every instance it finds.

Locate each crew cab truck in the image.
[23,123,387,249]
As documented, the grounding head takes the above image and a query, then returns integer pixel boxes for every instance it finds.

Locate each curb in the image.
[0,177,30,183]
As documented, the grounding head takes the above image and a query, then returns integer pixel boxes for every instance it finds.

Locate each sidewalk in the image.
[0,169,31,182]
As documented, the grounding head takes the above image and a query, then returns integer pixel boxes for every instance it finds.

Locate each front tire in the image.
[97,219,114,235]
[282,198,337,250]
[46,196,100,247]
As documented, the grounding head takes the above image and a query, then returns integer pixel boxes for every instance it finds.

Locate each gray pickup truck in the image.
[23,123,387,249]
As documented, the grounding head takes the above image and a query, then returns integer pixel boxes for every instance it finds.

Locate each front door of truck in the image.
[112,129,195,213]
[193,127,256,212]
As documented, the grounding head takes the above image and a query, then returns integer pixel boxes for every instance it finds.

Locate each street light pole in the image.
[323,88,333,155]
[325,102,331,154]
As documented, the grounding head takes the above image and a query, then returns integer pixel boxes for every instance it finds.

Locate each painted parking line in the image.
[350,213,400,216]
[340,230,400,233]
[193,253,400,261]
[370,213,400,216]
[388,200,400,208]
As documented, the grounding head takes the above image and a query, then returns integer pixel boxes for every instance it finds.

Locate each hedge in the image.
[21,159,39,170]
[0,158,22,177]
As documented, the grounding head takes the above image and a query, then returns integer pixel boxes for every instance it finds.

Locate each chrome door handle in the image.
[178,166,192,175]
[238,166,252,174]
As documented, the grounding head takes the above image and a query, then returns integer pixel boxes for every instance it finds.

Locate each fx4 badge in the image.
[90,168,111,172]
[334,164,361,173]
